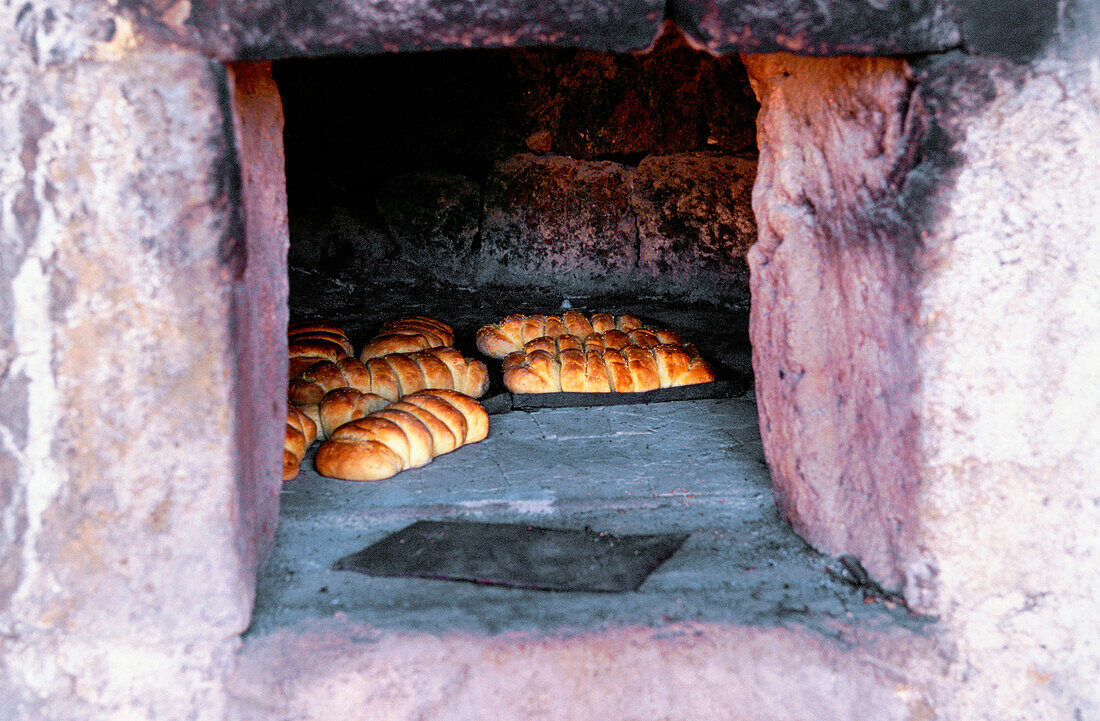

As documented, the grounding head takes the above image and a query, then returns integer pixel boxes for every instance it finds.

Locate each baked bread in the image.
[519,328,685,357]
[283,405,318,481]
[475,311,645,359]
[317,388,391,440]
[359,315,455,360]
[502,344,715,394]
[289,320,354,378]
[314,389,489,481]
[289,347,490,433]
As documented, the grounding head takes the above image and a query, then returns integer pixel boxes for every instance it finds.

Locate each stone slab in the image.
[233,398,938,719]
[0,45,269,720]
[549,27,711,159]
[745,47,1100,720]
[119,0,667,60]
[226,62,291,586]
[743,53,922,598]
[672,0,961,56]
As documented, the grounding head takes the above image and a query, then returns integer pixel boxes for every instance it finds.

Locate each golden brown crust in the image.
[372,409,434,469]
[314,389,488,482]
[389,400,458,455]
[424,347,490,398]
[290,406,318,446]
[283,406,319,481]
[357,315,454,360]
[381,316,454,345]
[476,312,655,359]
[289,320,347,336]
[558,348,587,393]
[318,388,389,440]
[288,322,354,378]
[315,438,404,482]
[283,450,301,482]
[288,339,349,378]
[363,358,402,401]
[584,350,613,392]
[500,344,714,394]
[360,333,436,359]
[400,394,468,444]
[562,310,594,338]
[421,389,489,443]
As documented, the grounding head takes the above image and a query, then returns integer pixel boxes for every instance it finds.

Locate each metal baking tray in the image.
[481,365,751,415]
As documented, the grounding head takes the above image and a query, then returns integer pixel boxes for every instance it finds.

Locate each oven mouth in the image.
[243,29,916,641]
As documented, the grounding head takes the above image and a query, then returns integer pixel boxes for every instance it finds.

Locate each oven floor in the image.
[232,398,938,720]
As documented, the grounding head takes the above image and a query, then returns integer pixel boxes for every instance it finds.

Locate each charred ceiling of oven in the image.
[275,24,761,313]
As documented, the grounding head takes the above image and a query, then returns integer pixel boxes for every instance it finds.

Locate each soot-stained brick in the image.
[673,0,961,56]
[633,153,756,298]
[122,0,665,60]
[480,154,638,290]
[376,173,481,281]
[958,0,1059,62]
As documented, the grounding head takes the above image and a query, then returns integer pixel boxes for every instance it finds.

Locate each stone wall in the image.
[1,0,1097,719]
[0,6,287,719]
[280,28,760,304]
[744,42,1100,720]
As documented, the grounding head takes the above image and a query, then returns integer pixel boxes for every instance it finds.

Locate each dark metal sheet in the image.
[333,520,689,593]
[510,377,747,410]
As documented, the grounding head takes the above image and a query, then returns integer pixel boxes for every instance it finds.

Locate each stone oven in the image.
[1,2,1098,720]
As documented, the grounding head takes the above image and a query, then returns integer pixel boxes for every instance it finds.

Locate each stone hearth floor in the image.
[230,397,940,720]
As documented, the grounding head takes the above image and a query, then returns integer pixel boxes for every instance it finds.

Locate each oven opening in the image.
[242,26,921,645]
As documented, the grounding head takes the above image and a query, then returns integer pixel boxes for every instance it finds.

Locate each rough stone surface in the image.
[276,31,759,301]
[910,50,1100,721]
[376,173,481,280]
[705,53,761,153]
[744,53,923,597]
[673,0,962,56]
[226,61,291,588]
[230,620,937,721]
[0,24,270,719]
[746,48,1100,720]
[232,399,940,721]
[118,0,666,60]
[549,26,712,159]
[275,30,758,198]
[633,153,757,302]
[2,1,1097,719]
[479,154,638,294]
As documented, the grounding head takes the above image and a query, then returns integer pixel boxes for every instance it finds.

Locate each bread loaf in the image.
[290,347,490,437]
[360,315,455,360]
[314,389,489,481]
[289,321,353,378]
[317,388,390,440]
[475,311,644,359]
[502,344,715,394]
[283,405,318,481]
[517,328,685,357]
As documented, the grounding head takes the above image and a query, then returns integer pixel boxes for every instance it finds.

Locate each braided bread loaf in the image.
[283,405,318,481]
[502,344,715,394]
[360,315,455,360]
[519,328,685,356]
[289,320,354,378]
[289,346,490,434]
[475,311,645,359]
[317,388,390,440]
[314,389,489,481]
